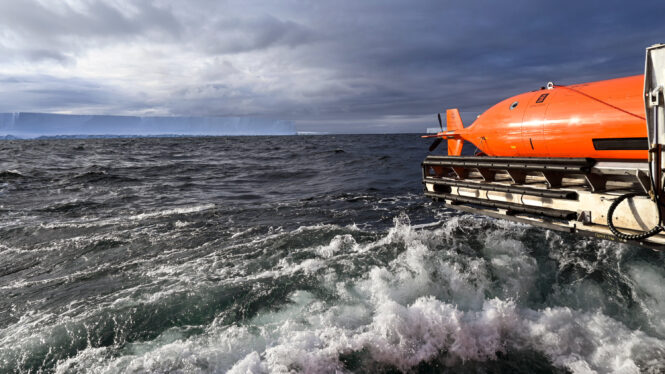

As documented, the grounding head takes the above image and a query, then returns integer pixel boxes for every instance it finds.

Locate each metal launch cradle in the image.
[422,44,665,250]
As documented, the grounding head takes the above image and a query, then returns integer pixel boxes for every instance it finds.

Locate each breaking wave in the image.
[1,135,664,373]
[0,215,662,373]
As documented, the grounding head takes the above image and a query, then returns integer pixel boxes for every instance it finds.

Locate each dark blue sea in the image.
[1,134,665,373]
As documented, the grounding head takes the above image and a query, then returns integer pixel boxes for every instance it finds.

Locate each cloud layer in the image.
[1,0,664,133]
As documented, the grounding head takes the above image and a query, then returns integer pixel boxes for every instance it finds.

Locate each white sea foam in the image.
[228,351,266,374]
[128,204,216,221]
[40,203,217,229]
[314,234,360,258]
[5,213,665,373]
[626,262,665,337]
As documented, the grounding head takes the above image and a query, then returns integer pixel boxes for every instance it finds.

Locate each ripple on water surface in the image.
[1,135,665,373]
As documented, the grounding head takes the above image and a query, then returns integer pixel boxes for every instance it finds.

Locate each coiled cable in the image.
[606,192,663,240]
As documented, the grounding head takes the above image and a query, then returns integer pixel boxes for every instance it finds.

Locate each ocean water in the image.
[1,134,665,373]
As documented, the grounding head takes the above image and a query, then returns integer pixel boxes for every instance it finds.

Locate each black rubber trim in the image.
[423,178,578,199]
[440,202,665,251]
[592,137,648,151]
[424,191,577,220]
[423,156,595,173]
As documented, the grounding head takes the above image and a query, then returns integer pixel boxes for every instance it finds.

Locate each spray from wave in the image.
[0,214,660,373]
[1,135,665,373]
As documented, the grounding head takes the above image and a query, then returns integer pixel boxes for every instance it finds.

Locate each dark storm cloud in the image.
[273,0,665,132]
[0,0,181,62]
[1,0,665,132]
[200,15,317,54]
[0,1,180,39]
[0,74,136,113]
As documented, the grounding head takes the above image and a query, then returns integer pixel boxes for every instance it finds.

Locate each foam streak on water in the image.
[1,135,665,373]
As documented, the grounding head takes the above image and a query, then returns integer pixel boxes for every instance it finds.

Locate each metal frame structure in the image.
[645,44,665,204]
[422,44,665,250]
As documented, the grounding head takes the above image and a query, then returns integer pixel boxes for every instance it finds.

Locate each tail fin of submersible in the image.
[446,109,464,156]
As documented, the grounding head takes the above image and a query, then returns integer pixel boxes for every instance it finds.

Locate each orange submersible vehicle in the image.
[422,44,665,249]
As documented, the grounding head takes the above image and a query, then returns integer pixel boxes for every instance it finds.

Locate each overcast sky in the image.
[1,0,664,133]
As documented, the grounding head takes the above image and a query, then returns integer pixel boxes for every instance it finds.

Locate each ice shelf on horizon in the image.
[0,112,296,138]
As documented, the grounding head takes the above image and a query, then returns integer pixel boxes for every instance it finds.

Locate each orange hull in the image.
[443,75,648,160]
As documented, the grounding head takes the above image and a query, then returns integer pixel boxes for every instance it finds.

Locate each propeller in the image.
[428,113,443,152]
[429,138,442,152]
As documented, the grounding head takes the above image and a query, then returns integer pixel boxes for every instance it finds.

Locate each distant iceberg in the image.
[0,112,296,138]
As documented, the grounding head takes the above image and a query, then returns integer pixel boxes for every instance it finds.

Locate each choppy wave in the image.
[1,135,664,373]
[0,169,24,179]
[0,216,662,373]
